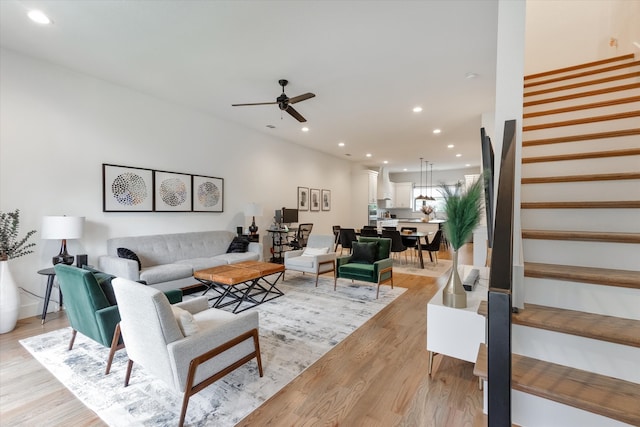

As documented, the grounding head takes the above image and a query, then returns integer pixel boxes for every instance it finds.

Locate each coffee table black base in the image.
[197,271,284,313]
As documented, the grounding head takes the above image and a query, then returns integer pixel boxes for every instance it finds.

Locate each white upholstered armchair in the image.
[112,278,263,427]
[283,234,337,287]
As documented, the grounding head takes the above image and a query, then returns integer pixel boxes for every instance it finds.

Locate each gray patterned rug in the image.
[20,274,405,426]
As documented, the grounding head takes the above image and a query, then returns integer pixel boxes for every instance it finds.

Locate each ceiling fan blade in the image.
[288,93,316,104]
[231,101,277,107]
[285,105,307,122]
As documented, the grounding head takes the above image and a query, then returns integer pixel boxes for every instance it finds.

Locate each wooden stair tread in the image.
[523,128,640,146]
[524,71,640,97]
[522,172,640,184]
[522,148,640,163]
[524,60,640,89]
[474,344,640,426]
[524,262,640,289]
[523,110,640,132]
[521,200,640,209]
[524,82,640,107]
[524,54,636,81]
[522,229,640,243]
[523,95,640,118]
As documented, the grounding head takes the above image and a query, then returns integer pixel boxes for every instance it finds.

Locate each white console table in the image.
[426,265,488,375]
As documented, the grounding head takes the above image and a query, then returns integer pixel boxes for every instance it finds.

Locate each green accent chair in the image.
[54,264,182,374]
[336,237,394,298]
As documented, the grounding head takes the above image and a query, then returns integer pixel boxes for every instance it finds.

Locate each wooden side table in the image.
[37,267,62,324]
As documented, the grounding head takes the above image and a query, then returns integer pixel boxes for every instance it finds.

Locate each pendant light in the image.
[427,162,436,201]
[415,157,427,201]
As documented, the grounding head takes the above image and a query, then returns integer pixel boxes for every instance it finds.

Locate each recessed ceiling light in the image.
[301,127,309,132]
[456,153,462,157]
[433,129,441,134]
[28,10,51,25]
[447,144,454,148]
[403,168,408,171]
[383,160,388,164]
[366,153,372,158]
[465,164,471,167]
[413,106,423,113]
[338,142,345,147]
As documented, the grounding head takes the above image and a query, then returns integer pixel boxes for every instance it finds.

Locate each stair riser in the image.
[524,75,640,103]
[523,101,640,126]
[522,239,640,270]
[524,87,640,113]
[523,277,640,320]
[513,325,640,383]
[523,133,640,155]
[524,65,640,92]
[521,180,640,202]
[523,116,640,140]
[509,389,633,427]
[522,155,640,176]
[521,209,640,233]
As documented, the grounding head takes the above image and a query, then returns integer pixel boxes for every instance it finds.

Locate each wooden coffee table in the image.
[194,261,285,313]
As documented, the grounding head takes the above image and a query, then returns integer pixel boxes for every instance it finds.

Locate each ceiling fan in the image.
[232,79,315,122]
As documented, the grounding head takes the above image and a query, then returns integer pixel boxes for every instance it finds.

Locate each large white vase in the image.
[0,260,20,334]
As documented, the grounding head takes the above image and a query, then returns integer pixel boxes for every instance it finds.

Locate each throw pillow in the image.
[226,236,250,253]
[350,241,378,264]
[117,247,142,271]
[302,247,329,256]
[171,306,200,337]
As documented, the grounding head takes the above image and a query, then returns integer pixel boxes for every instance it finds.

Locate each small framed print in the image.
[192,174,224,212]
[154,170,192,212]
[298,187,309,211]
[321,189,331,211]
[310,188,321,212]
[103,164,154,212]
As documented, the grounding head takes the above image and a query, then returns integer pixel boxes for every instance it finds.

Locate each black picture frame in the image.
[103,164,154,212]
[192,174,224,212]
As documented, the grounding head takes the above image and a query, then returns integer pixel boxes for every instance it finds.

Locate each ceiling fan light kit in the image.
[232,79,315,123]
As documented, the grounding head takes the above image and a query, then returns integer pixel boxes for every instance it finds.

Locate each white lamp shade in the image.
[41,216,85,240]
[244,203,263,217]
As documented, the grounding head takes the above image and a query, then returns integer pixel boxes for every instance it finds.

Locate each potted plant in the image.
[1,210,36,333]
[439,178,484,308]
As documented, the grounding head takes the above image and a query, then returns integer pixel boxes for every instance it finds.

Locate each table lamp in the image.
[41,216,85,265]
[244,203,263,236]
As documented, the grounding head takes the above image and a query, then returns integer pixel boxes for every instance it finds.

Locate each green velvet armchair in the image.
[54,264,182,374]
[336,236,394,298]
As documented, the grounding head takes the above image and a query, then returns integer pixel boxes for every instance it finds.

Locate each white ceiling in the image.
[0,0,499,173]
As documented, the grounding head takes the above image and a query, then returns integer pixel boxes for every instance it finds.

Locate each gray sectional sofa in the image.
[98,230,263,292]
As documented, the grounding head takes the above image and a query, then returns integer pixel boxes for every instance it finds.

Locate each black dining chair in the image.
[332,225,341,252]
[338,228,358,255]
[421,230,443,264]
[400,227,418,262]
[360,228,379,237]
[382,226,397,231]
[381,230,408,264]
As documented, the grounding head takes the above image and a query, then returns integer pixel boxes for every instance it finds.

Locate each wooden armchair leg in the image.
[124,359,134,387]
[68,329,77,351]
[105,323,124,375]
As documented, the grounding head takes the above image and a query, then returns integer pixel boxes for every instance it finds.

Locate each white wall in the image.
[525,0,640,74]
[0,48,352,318]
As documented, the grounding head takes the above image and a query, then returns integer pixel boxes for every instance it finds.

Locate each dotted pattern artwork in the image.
[198,181,220,207]
[112,172,148,206]
[159,178,187,207]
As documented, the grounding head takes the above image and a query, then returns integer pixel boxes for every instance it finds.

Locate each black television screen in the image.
[282,207,299,224]
[480,127,495,248]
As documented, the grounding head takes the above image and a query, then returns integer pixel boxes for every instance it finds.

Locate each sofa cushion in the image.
[226,236,250,253]
[302,247,329,256]
[350,241,378,264]
[117,247,142,270]
[175,257,227,271]
[215,252,260,264]
[286,255,315,269]
[171,306,199,337]
[140,264,194,285]
[339,263,376,280]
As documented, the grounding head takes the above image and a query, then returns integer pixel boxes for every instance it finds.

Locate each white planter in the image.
[0,260,20,334]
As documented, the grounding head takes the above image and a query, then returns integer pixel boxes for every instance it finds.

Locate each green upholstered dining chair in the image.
[336,237,393,298]
[54,264,182,374]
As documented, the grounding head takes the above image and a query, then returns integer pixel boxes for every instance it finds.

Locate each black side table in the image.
[37,267,62,325]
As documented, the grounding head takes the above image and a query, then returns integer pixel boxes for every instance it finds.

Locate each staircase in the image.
[475,54,640,426]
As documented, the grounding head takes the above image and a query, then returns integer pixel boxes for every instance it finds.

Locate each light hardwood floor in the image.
[0,244,481,426]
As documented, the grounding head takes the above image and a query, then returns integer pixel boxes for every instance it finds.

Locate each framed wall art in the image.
[154,170,192,212]
[192,174,224,212]
[298,187,309,211]
[322,189,331,211]
[310,188,321,212]
[103,164,154,212]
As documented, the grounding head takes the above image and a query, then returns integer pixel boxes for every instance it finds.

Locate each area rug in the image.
[392,257,452,278]
[20,274,405,427]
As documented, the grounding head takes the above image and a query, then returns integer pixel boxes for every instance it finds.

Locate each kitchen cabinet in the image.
[368,171,378,204]
[393,182,413,208]
[351,169,378,226]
